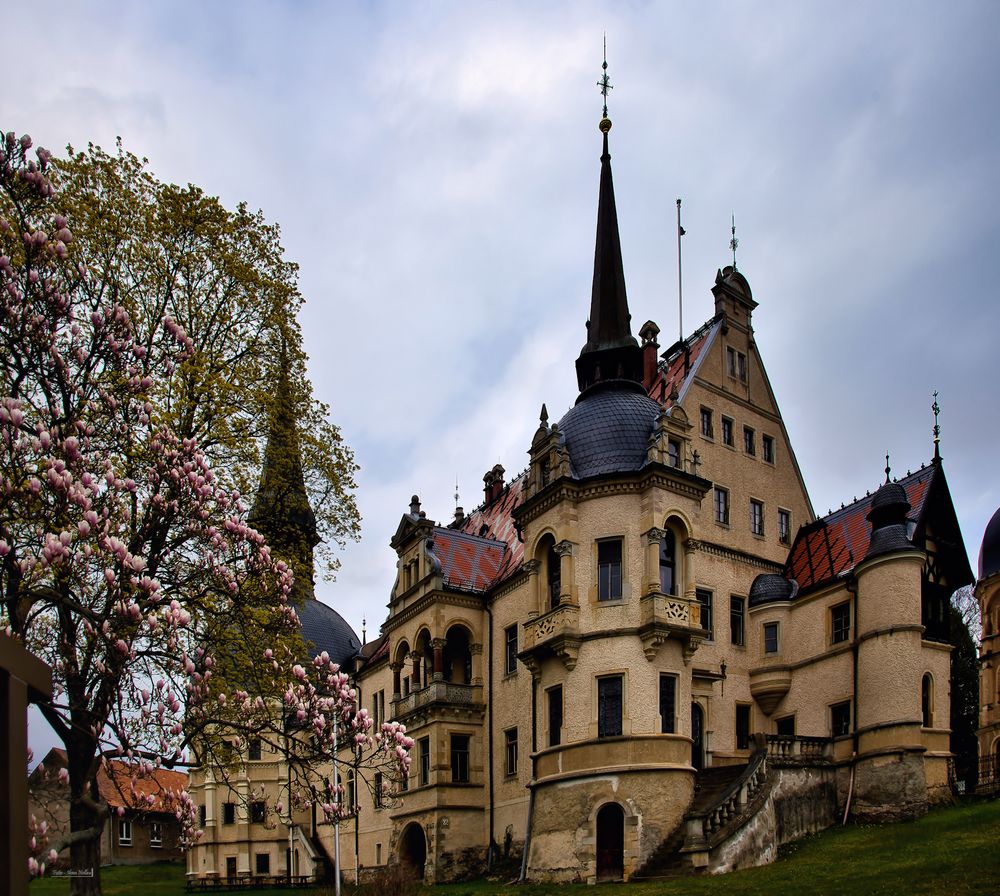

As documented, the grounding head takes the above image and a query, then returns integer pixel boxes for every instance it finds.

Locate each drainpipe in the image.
[518,675,539,883]
[486,601,496,870]
[843,577,859,825]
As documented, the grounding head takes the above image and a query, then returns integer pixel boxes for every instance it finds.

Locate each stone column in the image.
[645,527,667,594]
[554,540,575,604]
[523,559,541,616]
[431,639,445,682]
[410,652,421,688]
[470,643,484,687]
[684,539,700,624]
[390,662,402,700]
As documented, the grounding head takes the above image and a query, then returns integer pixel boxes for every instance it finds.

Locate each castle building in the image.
[976,508,1000,774]
[188,108,975,884]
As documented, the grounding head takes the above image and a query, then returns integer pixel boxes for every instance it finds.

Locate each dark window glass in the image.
[547,543,561,609]
[419,736,430,786]
[736,704,751,750]
[722,417,734,447]
[119,819,132,845]
[256,853,270,875]
[779,509,791,545]
[776,715,795,736]
[548,686,563,747]
[700,407,713,438]
[697,589,713,638]
[199,804,206,826]
[451,735,470,783]
[222,802,235,825]
[744,426,756,456]
[730,596,745,647]
[762,435,775,464]
[249,738,262,761]
[598,540,623,601]
[831,701,851,737]
[668,438,681,468]
[505,728,518,776]
[250,801,265,824]
[598,676,624,738]
[715,487,730,525]
[659,530,676,595]
[922,675,932,727]
[374,772,383,809]
[150,821,162,846]
[659,674,676,734]
[764,621,779,654]
[832,603,851,644]
[751,499,764,536]
[504,624,518,674]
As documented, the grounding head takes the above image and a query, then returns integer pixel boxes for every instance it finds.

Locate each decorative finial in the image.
[540,403,548,425]
[598,34,613,128]
[730,213,739,270]
[931,390,941,461]
[884,453,891,484]
[362,617,367,645]
[454,477,460,510]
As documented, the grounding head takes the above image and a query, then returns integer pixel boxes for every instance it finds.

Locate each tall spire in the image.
[575,45,643,397]
[248,347,319,603]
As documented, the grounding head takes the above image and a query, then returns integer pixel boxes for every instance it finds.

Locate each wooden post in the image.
[1,635,53,896]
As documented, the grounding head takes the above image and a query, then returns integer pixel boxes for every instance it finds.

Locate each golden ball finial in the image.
[599,116,612,134]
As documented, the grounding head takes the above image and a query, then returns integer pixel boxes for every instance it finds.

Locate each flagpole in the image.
[676,199,684,343]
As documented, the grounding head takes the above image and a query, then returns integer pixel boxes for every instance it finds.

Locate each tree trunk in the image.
[68,797,104,896]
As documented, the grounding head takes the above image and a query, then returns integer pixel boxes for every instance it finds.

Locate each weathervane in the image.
[454,477,460,510]
[730,213,739,269]
[598,34,613,120]
[932,391,941,461]
[885,452,892,483]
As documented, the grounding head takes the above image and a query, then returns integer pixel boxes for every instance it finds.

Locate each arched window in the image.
[444,625,472,685]
[659,530,676,596]
[547,542,561,609]
[921,673,933,727]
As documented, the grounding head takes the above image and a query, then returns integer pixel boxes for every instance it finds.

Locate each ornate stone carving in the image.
[645,527,668,545]
[553,540,575,557]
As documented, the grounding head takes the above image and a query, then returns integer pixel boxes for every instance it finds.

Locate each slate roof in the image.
[784,465,936,595]
[980,505,1000,580]
[299,598,362,666]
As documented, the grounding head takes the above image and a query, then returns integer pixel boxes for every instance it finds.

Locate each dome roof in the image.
[980,506,1000,580]
[298,599,361,667]
[557,387,661,480]
[749,574,799,607]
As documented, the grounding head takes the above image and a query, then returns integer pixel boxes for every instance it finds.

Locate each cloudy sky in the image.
[6,2,999,753]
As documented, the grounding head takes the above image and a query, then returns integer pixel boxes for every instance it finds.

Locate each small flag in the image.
[679,225,686,236]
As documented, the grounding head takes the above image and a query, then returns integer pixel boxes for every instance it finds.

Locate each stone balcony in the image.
[533,733,692,784]
[392,680,484,724]
[638,590,703,661]
[521,602,582,671]
[749,665,792,715]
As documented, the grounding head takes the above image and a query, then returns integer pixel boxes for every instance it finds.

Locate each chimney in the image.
[483,464,506,505]
[639,320,660,389]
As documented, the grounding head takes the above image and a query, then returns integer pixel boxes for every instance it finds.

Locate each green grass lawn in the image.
[30,799,1000,896]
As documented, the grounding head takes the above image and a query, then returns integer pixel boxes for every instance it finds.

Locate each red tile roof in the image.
[430,528,509,592]
[454,472,525,589]
[97,761,189,812]
[647,318,719,408]
[785,465,936,594]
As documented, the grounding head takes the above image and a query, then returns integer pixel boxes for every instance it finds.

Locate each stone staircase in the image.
[631,764,748,882]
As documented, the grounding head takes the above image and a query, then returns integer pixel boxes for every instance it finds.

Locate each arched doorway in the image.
[691,703,705,770]
[399,822,427,881]
[595,803,624,882]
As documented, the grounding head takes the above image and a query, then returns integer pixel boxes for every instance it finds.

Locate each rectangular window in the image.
[700,407,713,439]
[778,509,791,545]
[776,715,796,737]
[548,686,563,747]
[504,728,518,777]
[750,499,764,536]
[831,701,852,738]
[346,772,357,811]
[659,674,677,734]
[721,416,734,447]
[374,772,384,809]
[730,596,745,647]
[744,426,756,456]
[256,853,271,875]
[832,602,851,644]
[250,801,266,824]
[597,539,623,601]
[222,802,236,825]
[119,818,133,846]
[762,434,775,464]
[764,621,780,655]
[696,589,714,639]
[504,624,518,675]
[727,347,747,382]
[249,738,262,761]
[667,438,681,468]
[736,704,752,750]
[199,804,206,827]
[418,736,430,786]
[451,735,470,783]
[597,675,624,738]
[714,486,730,525]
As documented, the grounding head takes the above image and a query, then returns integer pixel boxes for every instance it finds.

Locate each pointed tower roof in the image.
[575,117,644,397]
[248,362,319,602]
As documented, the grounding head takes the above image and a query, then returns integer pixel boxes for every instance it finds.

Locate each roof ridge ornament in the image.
[932,390,941,462]
[884,452,891,484]
[730,213,739,270]
[598,33,612,126]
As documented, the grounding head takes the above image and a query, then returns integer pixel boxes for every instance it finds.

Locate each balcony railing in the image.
[392,680,482,719]
[523,602,580,651]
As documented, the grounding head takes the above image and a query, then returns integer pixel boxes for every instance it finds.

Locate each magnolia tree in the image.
[0,132,411,895]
